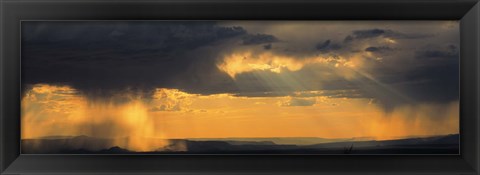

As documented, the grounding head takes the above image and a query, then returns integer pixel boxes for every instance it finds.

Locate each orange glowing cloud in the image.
[217,51,356,78]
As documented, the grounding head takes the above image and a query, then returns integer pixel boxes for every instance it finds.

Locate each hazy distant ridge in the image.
[22,134,459,154]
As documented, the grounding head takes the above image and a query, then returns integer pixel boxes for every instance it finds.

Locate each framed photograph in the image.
[1,0,479,174]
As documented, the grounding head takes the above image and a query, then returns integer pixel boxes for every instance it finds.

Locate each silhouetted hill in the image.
[306,134,459,148]
[21,134,459,154]
[188,137,366,145]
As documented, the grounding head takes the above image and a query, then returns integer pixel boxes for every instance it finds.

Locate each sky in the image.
[21,21,459,150]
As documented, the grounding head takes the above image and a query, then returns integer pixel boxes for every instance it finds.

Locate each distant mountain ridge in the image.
[188,137,374,145]
[22,134,459,154]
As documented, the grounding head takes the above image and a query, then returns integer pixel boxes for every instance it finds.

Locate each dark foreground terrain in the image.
[21,134,459,154]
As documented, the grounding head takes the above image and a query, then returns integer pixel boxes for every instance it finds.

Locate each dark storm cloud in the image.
[315,40,342,53]
[22,21,459,112]
[219,41,456,111]
[365,46,393,53]
[22,21,246,98]
[406,44,459,102]
[365,61,458,113]
[351,28,386,39]
[263,44,272,50]
[415,44,459,59]
[401,62,459,103]
[344,28,432,42]
[241,33,279,45]
[363,44,459,111]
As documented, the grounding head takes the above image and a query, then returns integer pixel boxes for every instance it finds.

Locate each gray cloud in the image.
[344,28,433,42]
[415,44,459,59]
[280,98,316,107]
[263,43,272,50]
[241,33,279,45]
[352,28,386,39]
[315,40,342,53]
[365,46,393,53]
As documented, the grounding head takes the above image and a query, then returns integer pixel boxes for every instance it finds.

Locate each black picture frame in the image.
[1,0,479,174]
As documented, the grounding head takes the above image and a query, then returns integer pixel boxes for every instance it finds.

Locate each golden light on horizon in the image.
[22,84,459,152]
[21,84,170,151]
